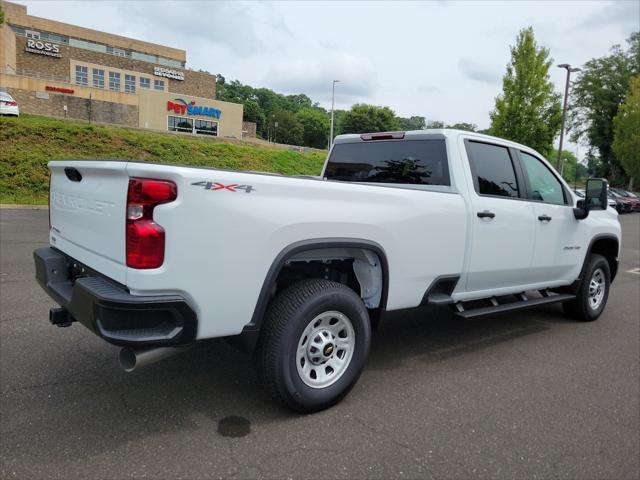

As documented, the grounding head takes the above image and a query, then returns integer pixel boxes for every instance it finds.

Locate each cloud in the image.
[458,58,501,85]
[265,53,376,102]
[580,0,640,33]
[120,1,288,57]
[417,84,442,94]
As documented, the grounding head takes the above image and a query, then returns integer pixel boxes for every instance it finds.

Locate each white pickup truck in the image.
[35,129,621,412]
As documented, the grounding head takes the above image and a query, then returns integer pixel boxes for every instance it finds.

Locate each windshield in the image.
[324,139,450,186]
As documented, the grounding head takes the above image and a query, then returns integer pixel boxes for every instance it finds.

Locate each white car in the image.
[0,91,19,116]
[34,129,621,412]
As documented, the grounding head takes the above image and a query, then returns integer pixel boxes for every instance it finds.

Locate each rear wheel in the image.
[255,279,371,412]
[563,254,611,322]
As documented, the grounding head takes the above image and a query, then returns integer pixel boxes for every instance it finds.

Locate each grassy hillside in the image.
[0,114,326,204]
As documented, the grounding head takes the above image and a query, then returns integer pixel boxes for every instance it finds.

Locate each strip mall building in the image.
[0,1,245,137]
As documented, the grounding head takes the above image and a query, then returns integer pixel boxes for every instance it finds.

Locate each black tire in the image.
[255,279,371,413]
[563,254,611,322]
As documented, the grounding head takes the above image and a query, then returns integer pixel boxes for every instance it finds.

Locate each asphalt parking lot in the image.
[1,209,638,479]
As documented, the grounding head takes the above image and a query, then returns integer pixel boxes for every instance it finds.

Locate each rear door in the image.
[516,150,584,284]
[49,161,129,284]
[462,140,536,293]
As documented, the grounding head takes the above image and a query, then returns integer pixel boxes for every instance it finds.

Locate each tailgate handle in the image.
[64,167,83,182]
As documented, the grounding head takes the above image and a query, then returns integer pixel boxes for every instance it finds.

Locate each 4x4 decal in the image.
[191,181,255,193]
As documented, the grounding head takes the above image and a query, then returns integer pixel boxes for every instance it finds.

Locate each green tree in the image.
[557,150,587,184]
[242,100,265,135]
[448,122,478,132]
[0,4,4,25]
[489,27,562,157]
[340,104,400,135]
[296,108,329,149]
[426,120,446,129]
[271,110,304,146]
[613,75,640,188]
[569,33,639,181]
[397,116,426,131]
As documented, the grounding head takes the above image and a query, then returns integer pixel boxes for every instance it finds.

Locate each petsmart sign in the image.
[167,99,222,119]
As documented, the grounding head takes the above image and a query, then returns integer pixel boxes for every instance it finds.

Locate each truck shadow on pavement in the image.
[2,300,575,468]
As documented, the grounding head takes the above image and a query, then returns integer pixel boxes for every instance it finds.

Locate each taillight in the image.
[126,177,177,269]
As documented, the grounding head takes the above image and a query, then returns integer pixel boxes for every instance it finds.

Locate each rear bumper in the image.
[34,247,197,347]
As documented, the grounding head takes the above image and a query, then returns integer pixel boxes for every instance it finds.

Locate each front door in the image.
[517,150,585,284]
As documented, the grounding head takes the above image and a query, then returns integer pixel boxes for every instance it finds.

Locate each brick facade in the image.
[242,121,257,138]
[6,87,138,127]
[14,37,216,99]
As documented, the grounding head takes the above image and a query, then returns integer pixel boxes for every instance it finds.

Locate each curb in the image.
[0,204,49,210]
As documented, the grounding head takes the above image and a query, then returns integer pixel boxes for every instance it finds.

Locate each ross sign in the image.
[45,86,74,94]
[25,39,62,58]
[167,99,221,119]
[154,66,185,81]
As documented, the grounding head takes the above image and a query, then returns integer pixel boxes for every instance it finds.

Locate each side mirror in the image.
[574,178,608,220]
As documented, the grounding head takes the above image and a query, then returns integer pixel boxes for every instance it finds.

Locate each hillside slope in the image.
[0,115,326,204]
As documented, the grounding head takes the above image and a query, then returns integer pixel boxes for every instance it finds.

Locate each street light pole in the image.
[557,64,581,170]
[329,80,340,149]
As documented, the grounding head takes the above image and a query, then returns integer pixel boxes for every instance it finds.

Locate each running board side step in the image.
[453,293,575,319]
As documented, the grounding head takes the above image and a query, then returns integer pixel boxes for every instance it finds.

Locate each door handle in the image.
[477,210,495,219]
[538,215,552,222]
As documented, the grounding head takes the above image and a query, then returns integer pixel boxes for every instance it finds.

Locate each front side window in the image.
[124,74,136,93]
[140,77,150,89]
[324,139,450,185]
[466,141,519,198]
[109,72,121,91]
[92,68,104,88]
[154,79,165,91]
[519,151,565,205]
[75,65,88,86]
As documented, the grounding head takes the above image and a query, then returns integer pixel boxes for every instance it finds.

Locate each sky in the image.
[14,0,640,155]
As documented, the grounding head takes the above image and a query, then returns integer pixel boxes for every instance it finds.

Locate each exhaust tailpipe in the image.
[119,346,190,372]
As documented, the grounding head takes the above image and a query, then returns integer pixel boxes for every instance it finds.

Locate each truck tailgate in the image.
[49,161,129,284]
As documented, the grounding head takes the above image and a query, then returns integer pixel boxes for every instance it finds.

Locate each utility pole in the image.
[557,64,581,169]
[329,80,340,149]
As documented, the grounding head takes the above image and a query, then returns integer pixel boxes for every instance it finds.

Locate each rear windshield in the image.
[324,139,450,185]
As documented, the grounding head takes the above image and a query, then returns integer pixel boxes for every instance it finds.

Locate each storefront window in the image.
[194,119,218,136]
[168,116,193,133]
[75,65,88,86]
[125,74,136,93]
[154,79,165,91]
[109,72,121,91]
[140,77,150,89]
[93,68,104,88]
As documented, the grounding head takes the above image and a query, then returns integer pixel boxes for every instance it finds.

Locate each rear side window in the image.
[466,141,519,198]
[324,139,450,185]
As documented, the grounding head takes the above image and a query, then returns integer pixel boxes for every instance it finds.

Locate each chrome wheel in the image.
[588,268,606,310]
[296,311,355,389]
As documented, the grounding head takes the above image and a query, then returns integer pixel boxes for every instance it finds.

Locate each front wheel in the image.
[255,279,371,413]
[563,254,611,322]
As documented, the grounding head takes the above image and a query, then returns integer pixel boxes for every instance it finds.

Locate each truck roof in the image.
[333,129,540,156]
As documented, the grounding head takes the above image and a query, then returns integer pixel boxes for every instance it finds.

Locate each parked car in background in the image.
[0,91,20,116]
[608,190,635,213]
[575,189,618,212]
[610,188,640,212]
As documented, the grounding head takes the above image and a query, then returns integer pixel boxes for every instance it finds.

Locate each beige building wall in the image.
[0,23,17,73]
[138,89,243,138]
[0,72,139,105]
